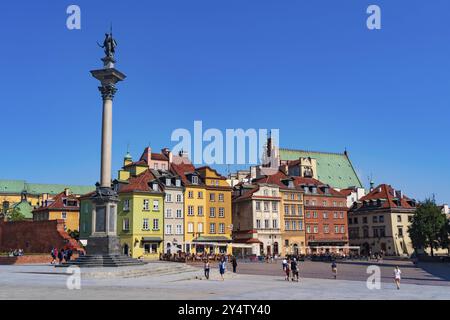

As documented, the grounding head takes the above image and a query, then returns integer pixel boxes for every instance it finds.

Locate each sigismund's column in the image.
[87,32,126,256]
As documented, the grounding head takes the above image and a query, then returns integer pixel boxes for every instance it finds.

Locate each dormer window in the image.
[152,183,159,192]
[165,178,171,186]
[288,181,294,188]
[175,179,181,187]
[192,176,199,184]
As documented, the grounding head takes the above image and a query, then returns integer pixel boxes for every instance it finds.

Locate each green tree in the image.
[408,199,447,257]
[8,207,26,222]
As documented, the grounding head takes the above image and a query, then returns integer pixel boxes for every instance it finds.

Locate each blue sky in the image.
[0,1,449,203]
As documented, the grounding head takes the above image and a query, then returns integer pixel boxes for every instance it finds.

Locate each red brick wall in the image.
[0,220,80,254]
[0,253,80,265]
[304,194,349,245]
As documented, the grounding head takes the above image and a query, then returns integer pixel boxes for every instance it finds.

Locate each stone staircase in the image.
[58,254,145,268]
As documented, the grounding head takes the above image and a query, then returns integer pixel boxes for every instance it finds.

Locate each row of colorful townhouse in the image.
[79,147,234,259]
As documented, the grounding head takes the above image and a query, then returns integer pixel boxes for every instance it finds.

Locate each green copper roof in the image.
[279,149,363,189]
[12,200,33,219]
[0,180,95,195]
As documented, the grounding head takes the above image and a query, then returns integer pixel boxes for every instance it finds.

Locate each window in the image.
[161,164,167,170]
[363,217,368,224]
[123,199,130,211]
[144,243,158,254]
[285,221,290,231]
[188,206,194,216]
[188,222,194,233]
[176,224,182,234]
[166,208,172,218]
[165,194,172,202]
[188,191,193,199]
[219,193,224,202]
[379,215,384,223]
[373,228,379,238]
[354,217,358,224]
[263,189,269,196]
[333,201,337,207]
[312,200,316,206]
[176,209,182,218]
[143,199,149,211]
[397,215,402,223]
[292,221,297,230]
[324,224,329,233]
[264,202,269,212]
[256,219,261,229]
[340,226,345,234]
[198,206,204,216]
[153,219,159,230]
[153,200,159,211]
[192,176,199,184]
[198,223,203,233]
[272,202,278,212]
[209,207,216,218]
[143,218,149,230]
[256,201,261,211]
[291,205,296,215]
[380,228,386,237]
[298,220,303,231]
[154,163,159,170]
[273,219,278,229]
[152,183,159,192]
[306,225,311,233]
[123,218,129,231]
[175,179,181,187]
[291,193,295,200]
[334,225,339,234]
[323,212,328,219]
[176,194,182,202]
[165,225,172,235]
[264,219,270,229]
[373,216,378,223]
[333,212,338,219]
[165,178,171,186]
[313,225,318,233]
[272,190,277,197]
[323,200,327,206]
[363,227,369,238]
[209,223,216,234]
[340,212,344,219]
[219,223,225,234]
[398,227,403,237]
[313,211,318,218]
[198,191,204,199]
[306,211,311,218]
[210,193,215,201]
[219,207,225,217]
[61,212,67,220]
[284,205,289,215]
[408,215,413,223]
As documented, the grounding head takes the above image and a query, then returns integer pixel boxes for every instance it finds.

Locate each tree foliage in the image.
[408,199,449,256]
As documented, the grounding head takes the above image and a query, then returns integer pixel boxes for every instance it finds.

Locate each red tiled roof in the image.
[170,162,197,185]
[339,188,354,197]
[119,169,158,193]
[123,159,147,168]
[234,185,259,201]
[151,153,168,161]
[33,191,79,213]
[358,184,414,209]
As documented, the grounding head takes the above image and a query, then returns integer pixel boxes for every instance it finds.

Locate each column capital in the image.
[99,83,117,101]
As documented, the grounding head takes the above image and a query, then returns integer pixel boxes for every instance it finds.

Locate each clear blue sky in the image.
[1,1,449,203]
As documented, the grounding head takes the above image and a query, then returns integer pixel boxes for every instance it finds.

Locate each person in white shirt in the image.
[394,266,402,290]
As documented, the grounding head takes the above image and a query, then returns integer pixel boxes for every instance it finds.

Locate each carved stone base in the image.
[87,235,121,255]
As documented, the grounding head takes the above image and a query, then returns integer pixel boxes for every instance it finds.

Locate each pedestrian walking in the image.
[204,259,210,280]
[282,257,288,272]
[291,258,299,282]
[331,260,337,279]
[58,249,64,264]
[219,258,226,281]
[50,247,57,264]
[394,266,402,290]
[284,259,291,281]
[232,256,237,273]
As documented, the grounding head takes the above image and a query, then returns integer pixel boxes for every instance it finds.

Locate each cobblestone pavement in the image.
[0,261,449,300]
[189,259,450,286]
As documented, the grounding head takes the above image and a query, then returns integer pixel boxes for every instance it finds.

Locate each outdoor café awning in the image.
[192,236,232,243]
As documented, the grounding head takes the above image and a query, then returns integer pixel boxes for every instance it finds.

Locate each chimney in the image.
[142,146,152,164]
[370,181,375,192]
[64,188,70,196]
[250,166,257,180]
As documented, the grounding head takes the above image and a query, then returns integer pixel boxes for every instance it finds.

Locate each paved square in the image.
[0,260,449,300]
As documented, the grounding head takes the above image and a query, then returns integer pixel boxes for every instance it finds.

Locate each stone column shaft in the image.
[101,97,113,187]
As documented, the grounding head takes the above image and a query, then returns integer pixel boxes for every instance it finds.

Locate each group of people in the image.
[203,255,238,281]
[50,247,74,265]
[282,257,300,282]
[8,249,24,257]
